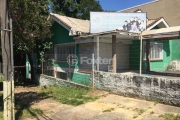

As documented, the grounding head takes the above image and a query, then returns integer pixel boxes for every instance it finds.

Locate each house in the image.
[42,11,179,86]
[118,0,180,72]
[44,13,91,85]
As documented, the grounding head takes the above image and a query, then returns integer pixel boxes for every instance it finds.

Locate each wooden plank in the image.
[112,35,117,73]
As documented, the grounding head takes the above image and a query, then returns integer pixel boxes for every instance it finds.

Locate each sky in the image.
[99,0,153,11]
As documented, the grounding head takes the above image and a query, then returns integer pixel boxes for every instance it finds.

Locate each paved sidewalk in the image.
[29,94,180,120]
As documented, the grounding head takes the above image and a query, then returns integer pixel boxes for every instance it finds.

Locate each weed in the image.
[154,101,159,106]
[102,108,115,112]
[0,76,3,82]
[139,109,146,115]
[150,111,154,114]
[120,106,125,108]
[133,108,146,115]
[117,104,121,106]
[40,86,98,106]
[21,108,43,118]
[133,116,138,119]
[159,113,180,120]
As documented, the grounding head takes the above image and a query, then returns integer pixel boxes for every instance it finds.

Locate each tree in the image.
[52,0,103,19]
[51,0,80,17]
[78,0,103,20]
[9,0,52,81]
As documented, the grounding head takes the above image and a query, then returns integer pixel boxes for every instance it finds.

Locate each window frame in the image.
[54,43,76,62]
[143,42,163,61]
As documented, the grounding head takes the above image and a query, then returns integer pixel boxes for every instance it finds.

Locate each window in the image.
[55,44,75,61]
[143,42,163,60]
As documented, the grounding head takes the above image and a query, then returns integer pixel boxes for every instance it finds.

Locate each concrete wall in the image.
[94,71,180,106]
[38,72,90,86]
[39,74,90,87]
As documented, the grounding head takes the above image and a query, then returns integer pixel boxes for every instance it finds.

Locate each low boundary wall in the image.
[93,71,180,106]
[38,74,89,88]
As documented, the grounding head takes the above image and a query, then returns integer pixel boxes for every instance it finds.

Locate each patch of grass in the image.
[133,115,138,119]
[119,106,125,108]
[0,111,3,120]
[139,109,146,115]
[15,99,44,120]
[150,111,154,114]
[40,86,98,106]
[102,108,114,112]
[154,101,159,106]
[20,108,43,118]
[0,93,3,120]
[133,108,146,115]
[0,77,3,82]
[117,104,121,106]
[159,113,180,120]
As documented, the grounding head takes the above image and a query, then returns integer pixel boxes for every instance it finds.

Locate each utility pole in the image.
[0,0,14,120]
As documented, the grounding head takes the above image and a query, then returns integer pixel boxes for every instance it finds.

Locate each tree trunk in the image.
[146,40,150,72]
[27,53,34,82]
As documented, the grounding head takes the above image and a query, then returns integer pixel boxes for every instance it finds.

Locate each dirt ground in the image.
[15,86,180,120]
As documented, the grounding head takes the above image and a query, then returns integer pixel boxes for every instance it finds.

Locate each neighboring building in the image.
[118,0,180,27]
[126,9,180,72]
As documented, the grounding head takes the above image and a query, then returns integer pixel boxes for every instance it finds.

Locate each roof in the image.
[147,19,157,28]
[142,26,180,39]
[50,13,90,34]
[146,17,169,30]
[49,12,168,38]
[119,0,180,27]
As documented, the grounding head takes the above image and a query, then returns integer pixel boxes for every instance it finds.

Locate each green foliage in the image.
[52,0,103,19]
[0,75,3,82]
[102,108,115,112]
[133,108,146,115]
[0,93,3,120]
[104,10,116,12]
[17,108,43,119]
[78,0,103,20]
[9,0,52,56]
[159,113,180,120]
[40,86,98,106]
[1,93,44,120]
[52,0,80,17]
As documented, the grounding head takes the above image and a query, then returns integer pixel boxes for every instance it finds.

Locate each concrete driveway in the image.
[30,93,180,120]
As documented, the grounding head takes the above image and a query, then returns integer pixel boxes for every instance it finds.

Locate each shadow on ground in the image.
[15,90,50,120]
[0,85,52,120]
